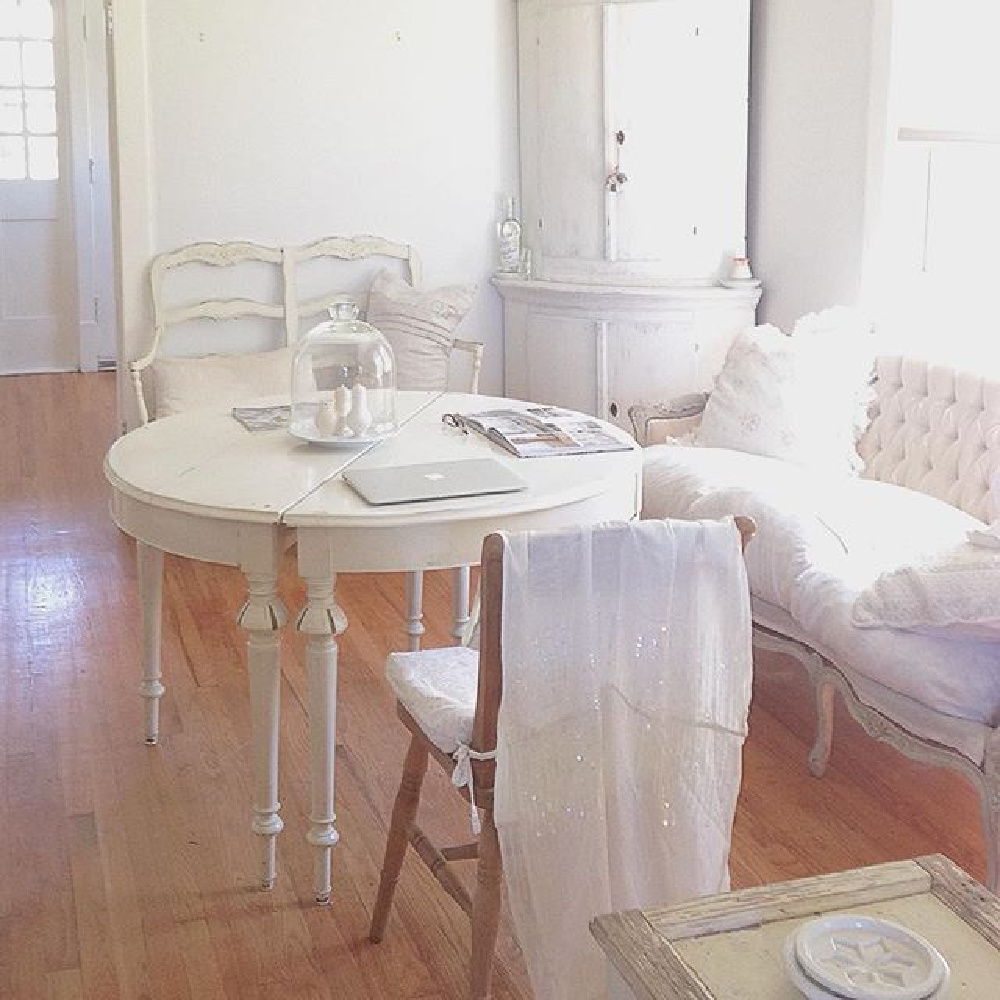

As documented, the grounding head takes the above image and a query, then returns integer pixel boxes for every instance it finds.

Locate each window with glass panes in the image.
[870,0,1000,371]
[0,0,57,181]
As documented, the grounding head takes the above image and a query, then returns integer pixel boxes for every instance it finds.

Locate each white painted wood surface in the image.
[517,0,751,285]
[496,276,759,433]
[131,235,422,426]
[503,1,756,431]
[104,390,642,899]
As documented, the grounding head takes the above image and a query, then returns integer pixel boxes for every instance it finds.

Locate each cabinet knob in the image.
[605,170,628,193]
[609,402,619,418]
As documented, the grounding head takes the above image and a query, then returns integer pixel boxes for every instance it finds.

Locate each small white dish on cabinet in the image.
[783,914,949,1000]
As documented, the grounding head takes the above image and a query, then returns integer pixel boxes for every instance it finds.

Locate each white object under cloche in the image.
[290,301,397,446]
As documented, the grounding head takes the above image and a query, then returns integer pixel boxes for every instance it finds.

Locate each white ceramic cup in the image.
[730,257,753,281]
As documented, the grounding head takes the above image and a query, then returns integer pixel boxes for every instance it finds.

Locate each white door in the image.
[0,0,75,372]
[0,0,113,374]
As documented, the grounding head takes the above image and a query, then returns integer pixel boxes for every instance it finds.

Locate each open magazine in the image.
[444,406,633,458]
[231,404,291,431]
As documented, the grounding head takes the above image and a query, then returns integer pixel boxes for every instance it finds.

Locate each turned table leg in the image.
[404,570,425,651]
[238,569,287,891]
[137,541,164,745]
[451,565,471,641]
[297,571,347,904]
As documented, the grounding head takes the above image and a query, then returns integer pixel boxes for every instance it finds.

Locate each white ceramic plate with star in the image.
[788,914,948,1000]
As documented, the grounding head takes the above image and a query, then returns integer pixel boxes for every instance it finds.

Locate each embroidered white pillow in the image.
[152,346,295,419]
[695,309,873,474]
[851,543,1000,640]
[365,269,476,391]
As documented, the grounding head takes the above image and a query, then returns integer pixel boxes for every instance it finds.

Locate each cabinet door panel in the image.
[606,319,700,431]
[520,5,605,268]
[606,303,752,430]
[608,0,750,279]
[522,311,598,415]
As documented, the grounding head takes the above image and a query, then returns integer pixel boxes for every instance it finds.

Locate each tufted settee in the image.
[639,354,1000,890]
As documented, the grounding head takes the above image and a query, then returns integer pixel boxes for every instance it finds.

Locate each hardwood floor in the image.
[0,372,988,999]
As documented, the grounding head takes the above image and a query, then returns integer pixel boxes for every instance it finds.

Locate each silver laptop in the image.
[343,457,528,506]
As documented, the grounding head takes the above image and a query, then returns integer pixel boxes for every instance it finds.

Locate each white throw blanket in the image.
[493,519,753,1000]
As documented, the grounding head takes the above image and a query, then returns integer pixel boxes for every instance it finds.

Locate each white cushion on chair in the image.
[386,646,479,754]
[695,308,873,475]
[365,269,476,391]
[152,346,295,418]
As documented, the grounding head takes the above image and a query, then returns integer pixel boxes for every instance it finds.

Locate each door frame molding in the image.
[65,0,116,372]
[104,0,154,429]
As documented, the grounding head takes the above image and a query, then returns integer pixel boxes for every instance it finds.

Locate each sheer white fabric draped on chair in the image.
[494,519,753,1000]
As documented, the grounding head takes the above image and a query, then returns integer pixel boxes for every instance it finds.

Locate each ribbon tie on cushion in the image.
[451,742,497,835]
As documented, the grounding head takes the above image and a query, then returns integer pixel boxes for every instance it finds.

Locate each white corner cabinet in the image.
[499,0,759,433]
[496,276,759,433]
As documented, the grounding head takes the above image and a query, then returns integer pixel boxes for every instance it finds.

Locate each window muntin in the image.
[0,0,56,180]
[872,2,1000,371]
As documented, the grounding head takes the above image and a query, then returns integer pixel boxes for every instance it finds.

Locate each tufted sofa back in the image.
[858,355,1000,522]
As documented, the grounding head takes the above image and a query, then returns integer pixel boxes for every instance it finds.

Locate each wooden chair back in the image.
[374,515,756,999]
[466,515,755,804]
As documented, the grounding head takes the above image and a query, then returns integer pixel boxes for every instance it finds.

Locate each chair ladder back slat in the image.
[281,247,298,346]
[288,234,421,330]
[452,339,485,394]
[160,299,286,326]
[470,532,505,796]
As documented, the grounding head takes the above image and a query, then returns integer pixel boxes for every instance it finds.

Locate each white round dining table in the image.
[104,391,642,902]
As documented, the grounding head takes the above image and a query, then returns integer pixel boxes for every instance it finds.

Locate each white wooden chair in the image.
[132,235,429,425]
[370,516,755,1000]
[129,235,483,674]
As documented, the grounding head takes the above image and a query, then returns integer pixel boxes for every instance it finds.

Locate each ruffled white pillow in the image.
[852,541,1000,640]
[695,307,873,475]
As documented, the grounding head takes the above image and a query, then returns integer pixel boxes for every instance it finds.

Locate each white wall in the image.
[111,0,518,428]
[748,0,882,332]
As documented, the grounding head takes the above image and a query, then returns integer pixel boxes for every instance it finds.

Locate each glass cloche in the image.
[290,301,397,444]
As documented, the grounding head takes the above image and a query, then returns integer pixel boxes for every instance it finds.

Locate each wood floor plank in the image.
[46,967,87,1000]
[67,811,123,1000]
[0,372,990,998]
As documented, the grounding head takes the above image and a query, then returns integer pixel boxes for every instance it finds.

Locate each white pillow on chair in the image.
[365,269,476,391]
[695,308,873,475]
[152,346,295,419]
